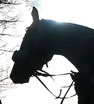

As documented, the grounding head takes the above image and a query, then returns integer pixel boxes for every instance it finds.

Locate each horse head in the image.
[10,7,53,83]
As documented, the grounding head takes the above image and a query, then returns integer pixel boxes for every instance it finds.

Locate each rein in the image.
[33,70,76,104]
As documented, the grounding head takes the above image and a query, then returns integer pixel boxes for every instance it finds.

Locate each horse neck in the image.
[40,20,81,69]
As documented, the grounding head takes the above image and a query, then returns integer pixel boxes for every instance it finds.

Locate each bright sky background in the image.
[1,0,94,104]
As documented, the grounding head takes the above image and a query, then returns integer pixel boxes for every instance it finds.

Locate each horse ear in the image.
[32,7,39,23]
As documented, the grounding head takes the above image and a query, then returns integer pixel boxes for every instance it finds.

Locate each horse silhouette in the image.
[10,7,94,104]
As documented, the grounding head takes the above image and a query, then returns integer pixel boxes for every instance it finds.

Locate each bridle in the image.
[32,69,76,104]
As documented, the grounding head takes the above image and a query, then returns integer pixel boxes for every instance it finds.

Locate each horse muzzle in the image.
[10,73,30,84]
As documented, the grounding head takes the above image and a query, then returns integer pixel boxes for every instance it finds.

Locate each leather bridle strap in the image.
[60,81,74,104]
[35,75,75,104]
[35,75,58,98]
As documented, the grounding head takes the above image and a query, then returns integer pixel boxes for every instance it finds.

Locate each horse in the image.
[10,7,94,104]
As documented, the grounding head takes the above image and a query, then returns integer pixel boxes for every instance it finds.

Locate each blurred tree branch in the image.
[0,0,22,99]
[0,0,20,4]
